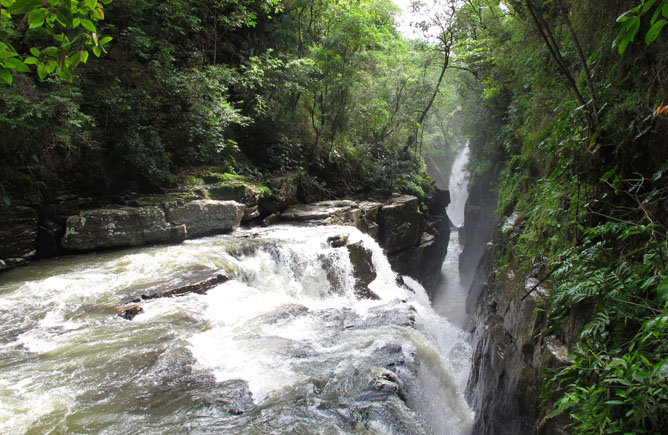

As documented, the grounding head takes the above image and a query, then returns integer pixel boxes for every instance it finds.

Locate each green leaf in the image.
[80,19,96,33]
[92,45,102,57]
[56,7,74,28]
[658,277,668,302]
[0,65,12,84]
[652,3,663,23]
[79,50,89,63]
[29,47,40,57]
[24,56,39,65]
[641,0,659,15]
[56,66,72,82]
[99,36,113,45]
[42,47,58,57]
[3,57,30,72]
[27,7,46,28]
[605,400,626,405]
[37,63,47,79]
[645,19,667,45]
[663,3,668,18]
[7,0,42,15]
[45,60,56,74]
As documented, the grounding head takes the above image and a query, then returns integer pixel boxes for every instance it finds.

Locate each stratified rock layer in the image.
[0,206,38,270]
[61,206,187,250]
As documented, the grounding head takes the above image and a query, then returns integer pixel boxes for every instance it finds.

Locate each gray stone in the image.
[0,206,38,269]
[280,200,358,222]
[166,200,244,238]
[347,241,379,299]
[258,173,299,216]
[61,206,186,250]
[377,195,424,253]
[207,183,259,221]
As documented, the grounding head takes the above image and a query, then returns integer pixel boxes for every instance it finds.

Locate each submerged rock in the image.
[119,272,229,319]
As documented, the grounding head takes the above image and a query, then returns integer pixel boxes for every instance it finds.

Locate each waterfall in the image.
[447,143,470,228]
[0,225,472,434]
[433,142,472,328]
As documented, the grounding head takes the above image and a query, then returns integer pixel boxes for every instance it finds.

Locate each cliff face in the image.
[459,168,498,287]
[461,184,574,434]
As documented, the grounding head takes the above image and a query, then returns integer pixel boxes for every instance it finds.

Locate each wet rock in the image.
[377,195,424,254]
[119,271,228,319]
[140,347,255,416]
[117,303,144,320]
[161,273,228,297]
[0,206,38,270]
[61,206,187,251]
[36,218,63,258]
[327,234,349,248]
[165,200,244,238]
[346,241,379,300]
[387,213,450,296]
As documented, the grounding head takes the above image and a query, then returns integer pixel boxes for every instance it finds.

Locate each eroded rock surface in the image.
[61,206,186,251]
[165,200,244,238]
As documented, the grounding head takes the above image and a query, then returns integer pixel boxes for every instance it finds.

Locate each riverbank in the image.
[0,175,451,295]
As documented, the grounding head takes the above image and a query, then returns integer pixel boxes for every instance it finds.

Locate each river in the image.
[0,223,472,434]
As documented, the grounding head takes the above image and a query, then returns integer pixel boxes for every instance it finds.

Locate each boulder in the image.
[207,183,260,221]
[0,206,38,269]
[357,201,382,239]
[377,195,424,253]
[61,206,186,251]
[388,214,449,295]
[347,241,379,300]
[280,200,358,222]
[165,200,244,238]
[257,173,299,216]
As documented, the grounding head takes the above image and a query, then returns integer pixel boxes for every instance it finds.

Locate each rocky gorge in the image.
[0,173,451,297]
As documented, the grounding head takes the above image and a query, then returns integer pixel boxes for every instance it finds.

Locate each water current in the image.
[0,225,472,434]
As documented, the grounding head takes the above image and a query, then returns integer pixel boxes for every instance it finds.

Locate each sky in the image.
[393,0,422,39]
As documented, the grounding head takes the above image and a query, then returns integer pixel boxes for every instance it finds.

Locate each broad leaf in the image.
[0,65,12,84]
[3,57,30,72]
[27,7,46,29]
[658,277,668,302]
[80,19,97,33]
[7,0,42,15]
[646,19,667,45]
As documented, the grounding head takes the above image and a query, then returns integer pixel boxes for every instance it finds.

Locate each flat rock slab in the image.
[280,200,359,221]
[61,206,186,251]
[165,200,245,238]
[119,272,229,320]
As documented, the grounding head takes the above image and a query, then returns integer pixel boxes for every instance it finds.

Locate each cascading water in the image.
[0,225,472,434]
[446,144,470,228]
[433,143,471,328]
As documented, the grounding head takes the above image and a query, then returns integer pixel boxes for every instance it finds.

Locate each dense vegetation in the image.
[449,0,668,432]
[2,0,667,432]
[1,0,462,203]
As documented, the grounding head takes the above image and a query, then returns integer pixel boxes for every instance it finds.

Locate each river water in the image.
[0,225,472,434]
